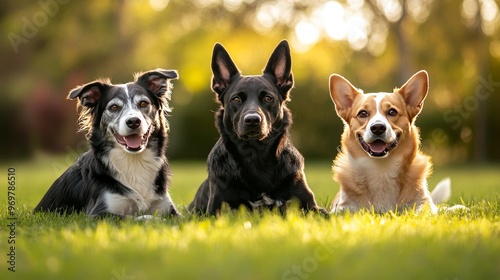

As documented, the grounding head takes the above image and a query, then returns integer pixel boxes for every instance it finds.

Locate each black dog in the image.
[189,40,326,215]
[34,69,180,218]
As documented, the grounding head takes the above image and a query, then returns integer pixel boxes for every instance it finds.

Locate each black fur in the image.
[34,69,180,217]
[189,40,326,215]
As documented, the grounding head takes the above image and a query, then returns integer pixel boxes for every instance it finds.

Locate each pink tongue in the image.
[123,134,142,148]
[369,140,387,153]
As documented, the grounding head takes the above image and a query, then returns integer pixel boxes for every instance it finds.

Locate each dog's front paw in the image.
[445,205,470,212]
[313,206,330,217]
[135,215,156,221]
[330,205,347,215]
[169,208,183,218]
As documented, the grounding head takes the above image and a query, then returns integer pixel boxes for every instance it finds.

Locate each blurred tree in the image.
[461,0,496,163]
[1,0,499,163]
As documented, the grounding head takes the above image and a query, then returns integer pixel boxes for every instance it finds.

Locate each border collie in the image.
[34,69,180,218]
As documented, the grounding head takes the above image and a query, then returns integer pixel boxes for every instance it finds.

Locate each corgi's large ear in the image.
[263,40,294,97]
[68,80,110,108]
[136,68,178,98]
[397,70,429,120]
[329,74,362,122]
[211,43,241,97]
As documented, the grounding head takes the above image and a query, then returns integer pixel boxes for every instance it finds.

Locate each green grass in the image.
[1,156,499,280]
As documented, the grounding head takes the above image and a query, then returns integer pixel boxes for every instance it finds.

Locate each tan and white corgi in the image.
[328,70,450,214]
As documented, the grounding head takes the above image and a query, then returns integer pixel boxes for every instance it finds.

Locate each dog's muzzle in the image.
[113,124,153,153]
[358,123,398,157]
[239,113,268,140]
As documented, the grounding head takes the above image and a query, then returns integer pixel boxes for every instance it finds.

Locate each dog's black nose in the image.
[370,123,386,135]
[244,114,262,127]
[126,117,141,129]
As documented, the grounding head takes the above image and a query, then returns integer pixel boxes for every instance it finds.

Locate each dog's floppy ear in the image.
[136,68,179,97]
[263,40,294,96]
[397,70,429,120]
[68,80,110,107]
[211,43,241,96]
[329,74,362,122]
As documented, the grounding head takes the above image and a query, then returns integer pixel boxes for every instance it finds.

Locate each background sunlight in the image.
[1,0,500,164]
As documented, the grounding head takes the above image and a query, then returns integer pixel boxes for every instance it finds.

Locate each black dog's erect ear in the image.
[136,68,179,97]
[211,43,241,96]
[263,40,294,95]
[68,80,110,107]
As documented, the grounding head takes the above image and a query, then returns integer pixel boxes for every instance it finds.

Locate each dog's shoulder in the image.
[67,150,131,196]
[207,137,239,173]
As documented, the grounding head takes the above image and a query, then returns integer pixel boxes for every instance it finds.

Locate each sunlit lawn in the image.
[1,156,499,279]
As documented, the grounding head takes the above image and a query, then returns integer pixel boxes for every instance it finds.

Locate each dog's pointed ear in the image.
[211,43,240,96]
[68,80,110,107]
[263,40,294,95]
[397,70,429,120]
[329,74,362,121]
[136,68,179,97]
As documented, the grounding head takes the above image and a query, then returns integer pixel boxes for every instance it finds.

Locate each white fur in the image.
[103,147,174,215]
[446,205,470,212]
[104,192,138,215]
[116,84,149,137]
[430,177,451,204]
[248,193,284,208]
[350,155,402,212]
[367,94,391,129]
[119,84,129,97]
[363,93,397,143]
[429,178,470,212]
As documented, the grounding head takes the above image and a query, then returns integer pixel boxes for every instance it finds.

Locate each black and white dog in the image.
[34,69,180,218]
[189,40,326,215]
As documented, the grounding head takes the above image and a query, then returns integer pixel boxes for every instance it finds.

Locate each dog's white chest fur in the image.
[350,156,401,211]
[104,147,163,214]
[334,155,401,212]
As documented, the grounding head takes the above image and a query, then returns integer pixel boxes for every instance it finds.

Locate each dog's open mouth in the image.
[358,137,398,157]
[114,126,153,152]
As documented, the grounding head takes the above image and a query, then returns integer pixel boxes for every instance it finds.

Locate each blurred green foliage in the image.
[1,0,500,163]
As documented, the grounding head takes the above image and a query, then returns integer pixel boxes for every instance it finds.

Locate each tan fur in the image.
[329,71,438,213]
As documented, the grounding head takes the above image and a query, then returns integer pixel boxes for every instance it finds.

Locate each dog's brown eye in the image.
[388,108,398,116]
[357,110,368,118]
[109,104,121,112]
[139,101,150,108]
[263,95,274,103]
[231,96,241,103]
